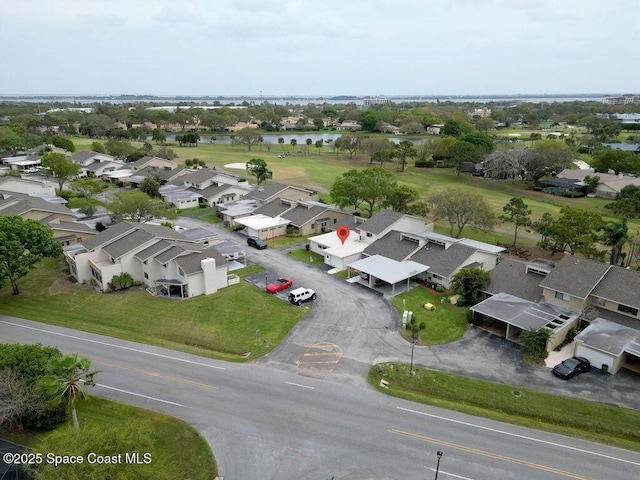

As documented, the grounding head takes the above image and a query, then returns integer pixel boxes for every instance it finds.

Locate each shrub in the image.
[415,159,435,168]
[419,322,426,330]
[436,285,444,293]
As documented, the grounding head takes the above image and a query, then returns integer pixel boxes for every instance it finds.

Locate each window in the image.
[334,218,337,224]
[178,267,185,277]
[555,291,570,302]
[144,272,148,279]
[366,232,372,237]
[618,304,639,316]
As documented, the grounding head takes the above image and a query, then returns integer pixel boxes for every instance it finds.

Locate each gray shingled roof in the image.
[194,183,229,198]
[484,259,545,302]
[0,195,72,216]
[251,184,289,201]
[539,255,611,299]
[134,240,172,262]
[128,156,157,168]
[137,222,191,241]
[182,169,218,185]
[81,222,137,251]
[70,150,104,162]
[282,204,327,227]
[591,266,640,309]
[175,246,227,275]
[253,199,293,217]
[359,210,405,234]
[103,229,154,259]
[363,231,422,261]
[50,221,95,233]
[410,242,476,277]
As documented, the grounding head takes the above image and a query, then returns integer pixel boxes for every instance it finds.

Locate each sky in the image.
[1,0,638,96]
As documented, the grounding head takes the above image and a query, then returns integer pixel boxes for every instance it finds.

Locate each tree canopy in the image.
[451,268,491,305]
[330,167,396,218]
[233,127,263,151]
[428,189,497,238]
[500,197,532,247]
[108,191,177,223]
[0,216,63,295]
[40,152,81,190]
[245,158,272,185]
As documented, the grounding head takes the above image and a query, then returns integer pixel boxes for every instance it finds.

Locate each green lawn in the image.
[197,213,223,223]
[368,365,640,452]
[1,397,216,479]
[0,258,307,361]
[70,136,640,236]
[287,248,324,266]
[390,286,468,345]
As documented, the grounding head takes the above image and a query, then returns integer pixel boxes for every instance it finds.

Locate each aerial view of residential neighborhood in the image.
[1,1,639,479]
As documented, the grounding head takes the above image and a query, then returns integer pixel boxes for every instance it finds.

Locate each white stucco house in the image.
[64,221,231,298]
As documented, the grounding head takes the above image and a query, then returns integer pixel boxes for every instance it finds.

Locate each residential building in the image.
[159,168,253,209]
[556,168,640,199]
[251,184,317,206]
[0,191,95,244]
[64,222,230,298]
[473,254,640,374]
[69,150,124,178]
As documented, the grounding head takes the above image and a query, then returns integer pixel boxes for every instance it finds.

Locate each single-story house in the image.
[309,229,368,270]
[233,214,291,240]
[219,199,257,226]
[556,168,640,199]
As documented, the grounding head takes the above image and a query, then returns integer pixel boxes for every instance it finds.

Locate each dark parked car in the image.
[552,356,591,380]
[247,236,267,249]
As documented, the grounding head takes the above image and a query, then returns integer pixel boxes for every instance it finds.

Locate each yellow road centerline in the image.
[388,428,596,480]
[100,359,219,391]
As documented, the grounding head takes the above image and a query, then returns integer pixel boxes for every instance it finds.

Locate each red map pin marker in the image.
[336,226,350,245]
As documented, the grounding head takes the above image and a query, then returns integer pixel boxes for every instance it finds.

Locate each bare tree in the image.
[483,145,531,183]
[0,369,39,427]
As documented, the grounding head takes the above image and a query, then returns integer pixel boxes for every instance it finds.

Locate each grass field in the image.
[1,398,217,479]
[390,286,468,345]
[73,137,639,236]
[368,364,640,451]
[0,258,307,361]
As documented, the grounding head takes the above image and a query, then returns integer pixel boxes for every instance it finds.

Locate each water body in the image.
[1,94,607,106]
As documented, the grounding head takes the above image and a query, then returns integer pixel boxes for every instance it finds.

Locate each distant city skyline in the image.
[2,0,638,96]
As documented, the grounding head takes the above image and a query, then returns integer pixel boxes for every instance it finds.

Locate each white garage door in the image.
[575,345,615,372]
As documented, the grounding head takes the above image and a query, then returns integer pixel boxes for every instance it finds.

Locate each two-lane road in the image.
[2,316,638,479]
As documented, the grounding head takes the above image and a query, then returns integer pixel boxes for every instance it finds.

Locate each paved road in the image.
[1,316,639,480]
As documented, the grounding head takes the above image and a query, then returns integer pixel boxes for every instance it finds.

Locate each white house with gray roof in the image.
[65,221,229,298]
[159,168,253,209]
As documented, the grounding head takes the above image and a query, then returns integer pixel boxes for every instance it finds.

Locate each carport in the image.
[470,292,576,345]
[346,254,429,298]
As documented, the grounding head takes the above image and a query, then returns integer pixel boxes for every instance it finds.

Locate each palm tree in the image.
[40,353,100,433]
[602,218,628,265]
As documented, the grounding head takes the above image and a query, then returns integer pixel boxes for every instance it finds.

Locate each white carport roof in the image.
[234,214,290,230]
[348,255,429,284]
[470,292,572,331]
[106,169,133,179]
